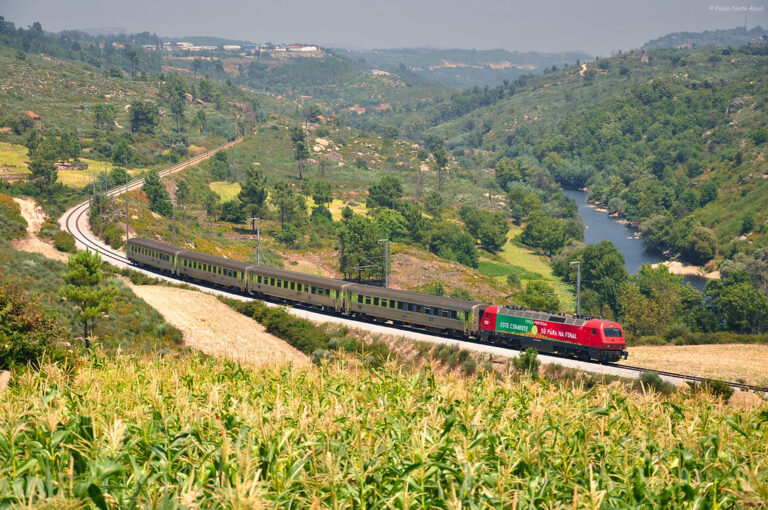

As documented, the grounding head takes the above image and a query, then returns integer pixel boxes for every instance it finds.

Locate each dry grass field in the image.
[625,344,768,386]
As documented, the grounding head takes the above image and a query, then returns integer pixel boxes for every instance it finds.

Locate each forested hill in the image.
[643,26,767,50]
[399,43,768,266]
[333,47,590,88]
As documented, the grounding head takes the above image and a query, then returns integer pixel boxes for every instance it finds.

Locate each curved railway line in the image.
[59,138,767,395]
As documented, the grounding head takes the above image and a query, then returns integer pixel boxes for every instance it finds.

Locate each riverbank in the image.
[564,190,718,288]
[652,260,720,280]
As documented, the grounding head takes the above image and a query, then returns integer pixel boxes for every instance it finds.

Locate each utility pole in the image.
[256,217,261,266]
[378,239,389,288]
[570,261,581,315]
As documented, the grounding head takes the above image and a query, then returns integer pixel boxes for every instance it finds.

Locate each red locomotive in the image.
[479,305,628,362]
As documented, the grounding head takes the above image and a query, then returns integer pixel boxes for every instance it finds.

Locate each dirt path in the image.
[128,284,309,368]
[579,63,588,76]
[626,344,768,386]
[11,197,68,262]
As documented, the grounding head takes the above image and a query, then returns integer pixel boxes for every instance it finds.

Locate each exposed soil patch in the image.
[11,197,69,262]
[390,247,506,302]
[127,284,309,368]
[282,250,341,278]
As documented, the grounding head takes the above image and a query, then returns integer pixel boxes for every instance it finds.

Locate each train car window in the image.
[604,328,622,337]
[373,297,379,306]
[592,329,597,335]
[400,302,407,311]
[380,299,387,307]
[357,294,362,303]
[364,296,371,305]
[289,282,295,290]
[390,300,396,309]
[424,307,431,315]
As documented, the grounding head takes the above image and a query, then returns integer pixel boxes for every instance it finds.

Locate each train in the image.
[127,237,628,362]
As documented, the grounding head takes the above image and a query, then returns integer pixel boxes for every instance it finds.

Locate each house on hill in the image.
[25,111,41,129]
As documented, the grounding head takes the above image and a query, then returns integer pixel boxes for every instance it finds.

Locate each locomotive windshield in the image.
[604,328,623,337]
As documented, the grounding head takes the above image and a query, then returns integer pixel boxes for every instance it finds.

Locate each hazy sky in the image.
[3,0,767,55]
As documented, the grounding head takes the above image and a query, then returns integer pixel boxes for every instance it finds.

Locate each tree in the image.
[318,157,330,177]
[29,155,57,194]
[175,179,190,214]
[367,175,403,210]
[195,109,206,134]
[214,60,224,83]
[424,190,444,217]
[163,73,188,132]
[684,226,717,265]
[311,180,333,207]
[238,167,268,231]
[60,130,81,161]
[373,209,408,242]
[711,281,768,334]
[209,151,230,180]
[580,241,628,315]
[193,57,202,78]
[59,251,117,345]
[129,100,159,133]
[125,47,139,78]
[142,169,172,216]
[302,103,321,129]
[519,211,569,257]
[290,126,309,180]
[203,189,220,224]
[112,138,132,165]
[427,222,479,268]
[338,214,383,280]
[494,157,523,191]
[432,146,448,191]
[271,180,298,228]
[220,199,245,223]
[93,103,117,130]
[519,281,560,311]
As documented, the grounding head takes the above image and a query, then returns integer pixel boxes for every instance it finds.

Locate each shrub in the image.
[691,379,735,402]
[96,222,124,249]
[636,371,675,395]
[512,348,540,378]
[0,275,65,369]
[461,357,477,376]
[53,229,77,253]
[662,323,690,342]
[0,194,27,241]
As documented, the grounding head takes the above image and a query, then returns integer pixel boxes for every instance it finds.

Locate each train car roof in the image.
[249,265,347,290]
[494,305,588,326]
[177,250,251,272]
[127,237,183,255]
[344,283,483,312]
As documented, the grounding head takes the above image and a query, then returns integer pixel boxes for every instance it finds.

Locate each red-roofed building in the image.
[26,111,41,129]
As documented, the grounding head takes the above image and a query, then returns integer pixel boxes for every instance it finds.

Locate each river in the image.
[564,190,707,290]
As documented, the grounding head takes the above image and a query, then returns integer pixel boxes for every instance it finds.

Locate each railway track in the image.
[59,139,242,262]
[59,137,766,395]
[607,362,768,393]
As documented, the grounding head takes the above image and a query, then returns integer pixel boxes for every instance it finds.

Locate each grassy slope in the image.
[0,45,157,133]
[0,353,765,507]
[0,239,181,351]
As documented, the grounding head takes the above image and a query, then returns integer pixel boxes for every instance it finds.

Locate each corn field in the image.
[0,352,766,508]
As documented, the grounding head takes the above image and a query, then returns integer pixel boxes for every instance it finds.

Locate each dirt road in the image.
[11,197,68,262]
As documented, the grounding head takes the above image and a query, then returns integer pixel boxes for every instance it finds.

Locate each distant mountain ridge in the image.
[333,47,590,88]
[643,26,766,49]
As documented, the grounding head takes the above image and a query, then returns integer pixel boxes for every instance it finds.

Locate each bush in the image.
[512,348,540,378]
[0,194,27,241]
[636,371,674,395]
[275,225,299,246]
[461,357,477,375]
[691,379,735,402]
[0,275,65,369]
[53,229,77,253]
[101,223,124,249]
[662,324,690,342]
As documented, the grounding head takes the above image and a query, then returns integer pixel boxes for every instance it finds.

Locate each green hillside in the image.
[405,44,768,264]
